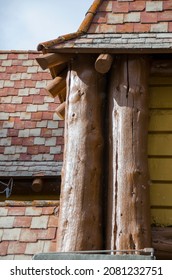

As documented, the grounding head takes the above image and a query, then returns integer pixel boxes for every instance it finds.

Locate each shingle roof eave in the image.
[37,0,103,52]
[44,32,172,53]
[37,0,172,53]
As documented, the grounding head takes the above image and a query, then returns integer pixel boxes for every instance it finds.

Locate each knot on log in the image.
[70,90,85,103]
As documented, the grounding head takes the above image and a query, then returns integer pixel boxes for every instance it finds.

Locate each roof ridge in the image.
[37,0,103,51]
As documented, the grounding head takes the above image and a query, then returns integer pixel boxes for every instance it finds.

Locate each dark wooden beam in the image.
[151,59,172,76]
[31,178,43,192]
[152,227,172,260]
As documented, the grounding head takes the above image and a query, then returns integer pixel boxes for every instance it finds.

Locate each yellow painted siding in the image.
[149,76,172,226]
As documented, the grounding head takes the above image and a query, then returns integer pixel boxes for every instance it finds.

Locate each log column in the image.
[57,54,106,251]
[107,55,151,252]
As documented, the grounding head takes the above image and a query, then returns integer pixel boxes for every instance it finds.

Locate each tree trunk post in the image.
[106,55,151,252]
[57,54,106,252]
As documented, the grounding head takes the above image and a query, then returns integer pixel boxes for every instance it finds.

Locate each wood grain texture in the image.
[151,60,172,77]
[152,227,172,259]
[57,55,106,252]
[95,53,113,74]
[106,55,151,252]
[36,53,73,70]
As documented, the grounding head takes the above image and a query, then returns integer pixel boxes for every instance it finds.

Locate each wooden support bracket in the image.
[46,70,67,98]
[95,54,113,74]
[58,87,66,103]
[55,101,66,120]
[36,53,73,70]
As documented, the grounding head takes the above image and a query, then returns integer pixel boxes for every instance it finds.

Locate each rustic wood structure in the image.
[106,55,151,252]
[57,55,106,251]
[36,0,172,259]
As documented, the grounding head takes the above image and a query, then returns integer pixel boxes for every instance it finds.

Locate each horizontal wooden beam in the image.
[46,70,67,98]
[151,60,172,76]
[36,53,73,70]
[95,53,113,74]
[56,101,66,120]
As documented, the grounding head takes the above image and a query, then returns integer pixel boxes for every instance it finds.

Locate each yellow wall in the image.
[149,77,172,226]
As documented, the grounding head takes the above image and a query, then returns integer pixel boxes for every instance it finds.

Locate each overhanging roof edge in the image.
[37,0,103,52]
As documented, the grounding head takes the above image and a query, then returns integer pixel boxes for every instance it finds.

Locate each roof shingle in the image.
[0,51,64,178]
[37,0,172,52]
[0,201,59,259]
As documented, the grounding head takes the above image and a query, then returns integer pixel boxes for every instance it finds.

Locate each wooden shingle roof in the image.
[38,0,172,53]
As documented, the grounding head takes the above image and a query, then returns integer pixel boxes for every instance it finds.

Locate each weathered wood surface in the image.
[56,101,66,120]
[58,87,66,103]
[95,53,113,73]
[151,60,172,76]
[36,53,73,70]
[46,70,67,98]
[152,227,172,259]
[50,63,67,79]
[31,178,43,192]
[57,55,106,251]
[106,55,151,252]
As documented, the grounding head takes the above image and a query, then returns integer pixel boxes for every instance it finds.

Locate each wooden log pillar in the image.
[106,55,151,252]
[57,54,106,251]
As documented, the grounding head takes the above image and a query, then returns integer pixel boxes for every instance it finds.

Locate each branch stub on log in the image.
[95,54,113,74]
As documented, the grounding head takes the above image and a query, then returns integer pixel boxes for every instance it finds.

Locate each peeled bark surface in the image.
[57,55,105,252]
[107,55,151,252]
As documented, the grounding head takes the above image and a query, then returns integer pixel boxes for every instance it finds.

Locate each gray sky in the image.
[0,0,93,50]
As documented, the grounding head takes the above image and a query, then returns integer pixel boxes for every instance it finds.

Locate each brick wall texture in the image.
[0,201,59,259]
[0,51,64,177]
